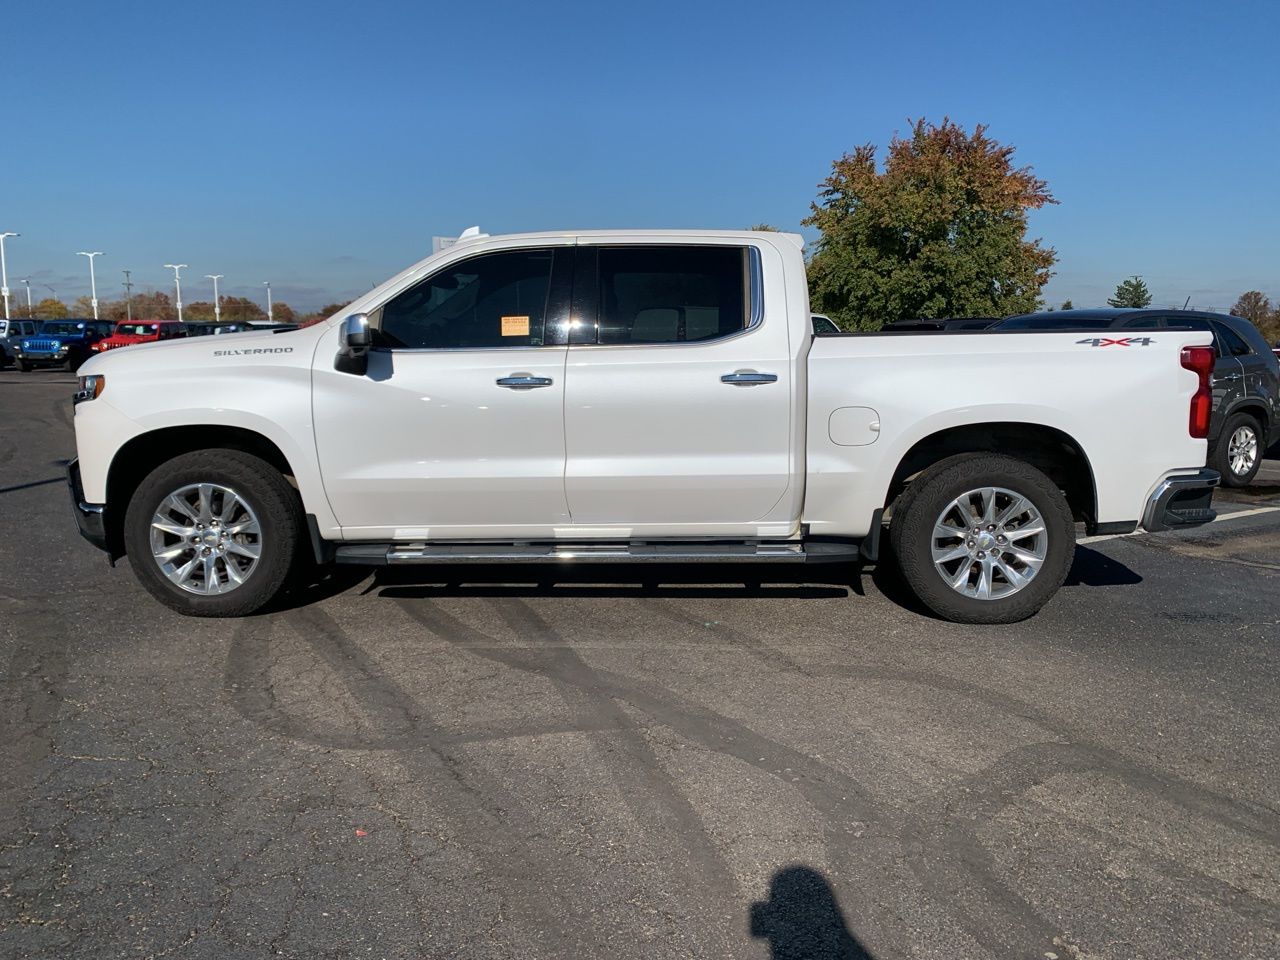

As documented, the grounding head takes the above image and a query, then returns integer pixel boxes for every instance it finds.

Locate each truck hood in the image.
[79,325,319,376]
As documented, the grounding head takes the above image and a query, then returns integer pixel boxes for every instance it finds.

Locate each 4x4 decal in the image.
[1076,337,1155,347]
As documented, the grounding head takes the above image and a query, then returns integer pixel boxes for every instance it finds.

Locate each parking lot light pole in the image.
[122,270,133,321]
[77,251,104,319]
[205,274,223,323]
[0,231,18,320]
[263,281,273,323]
[21,278,32,317]
[164,263,188,322]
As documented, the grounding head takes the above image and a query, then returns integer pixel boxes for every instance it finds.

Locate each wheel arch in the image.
[103,425,300,558]
[886,422,1099,530]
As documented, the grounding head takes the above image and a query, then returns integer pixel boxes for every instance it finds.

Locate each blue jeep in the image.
[14,319,113,371]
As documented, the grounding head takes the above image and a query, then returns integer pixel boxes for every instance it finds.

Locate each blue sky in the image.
[3,0,1277,312]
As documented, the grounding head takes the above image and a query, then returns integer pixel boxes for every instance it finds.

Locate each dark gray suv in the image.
[996,309,1280,486]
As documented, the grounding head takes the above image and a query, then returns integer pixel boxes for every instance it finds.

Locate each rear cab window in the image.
[583,245,752,345]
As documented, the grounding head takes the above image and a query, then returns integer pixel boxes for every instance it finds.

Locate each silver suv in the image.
[0,318,39,369]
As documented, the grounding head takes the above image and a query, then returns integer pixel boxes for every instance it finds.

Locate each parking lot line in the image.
[1079,504,1280,545]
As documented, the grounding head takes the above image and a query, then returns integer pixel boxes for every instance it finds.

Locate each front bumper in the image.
[1142,468,1219,532]
[66,458,109,554]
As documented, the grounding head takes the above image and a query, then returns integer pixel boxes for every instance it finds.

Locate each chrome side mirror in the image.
[335,313,371,375]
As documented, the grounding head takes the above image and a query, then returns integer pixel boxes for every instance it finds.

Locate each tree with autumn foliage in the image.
[805,119,1057,330]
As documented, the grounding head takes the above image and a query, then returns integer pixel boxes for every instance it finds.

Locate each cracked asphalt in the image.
[2,369,1278,960]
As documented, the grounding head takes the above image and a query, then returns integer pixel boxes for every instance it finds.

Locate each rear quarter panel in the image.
[804,330,1212,535]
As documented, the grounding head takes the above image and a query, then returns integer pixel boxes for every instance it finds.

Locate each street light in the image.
[164,263,188,322]
[122,270,134,322]
[0,231,18,321]
[263,281,273,323]
[21,278,32,317]
[76,251,104,319]
[205,274,223,324]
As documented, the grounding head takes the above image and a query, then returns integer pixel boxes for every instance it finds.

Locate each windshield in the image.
[115,323,160,336]
[38,322,88,336]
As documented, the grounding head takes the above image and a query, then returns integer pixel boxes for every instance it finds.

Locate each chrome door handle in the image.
[496,375,554,389]
[720,371,778,385]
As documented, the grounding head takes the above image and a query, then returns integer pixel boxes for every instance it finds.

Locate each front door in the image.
[562,242,794,530]
[313,246,573,537]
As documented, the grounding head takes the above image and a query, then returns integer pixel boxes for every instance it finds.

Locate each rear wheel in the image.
[123,449,302,617]
[1211,413,1262,488]
[889,454,1075,624]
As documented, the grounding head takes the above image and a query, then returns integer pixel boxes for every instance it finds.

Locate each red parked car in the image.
[92,320,188,353]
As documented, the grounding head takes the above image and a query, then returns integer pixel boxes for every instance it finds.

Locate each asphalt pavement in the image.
[2,369,1278,960]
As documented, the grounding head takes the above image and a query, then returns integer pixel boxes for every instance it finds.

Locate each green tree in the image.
[804,118,1057,330]
[31,297,69,320]
[747,223,778,232]
[1107,276,1152,308]
[1060,299,1074,310]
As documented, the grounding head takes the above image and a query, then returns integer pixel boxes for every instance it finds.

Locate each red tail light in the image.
[1180,345,1214,439]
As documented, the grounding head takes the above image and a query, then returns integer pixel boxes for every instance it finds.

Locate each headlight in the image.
[74,374,106,404]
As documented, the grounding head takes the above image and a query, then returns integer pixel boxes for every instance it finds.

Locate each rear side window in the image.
[596,246,748,345]
[1212,321,1253,357]
[379,249,554,349]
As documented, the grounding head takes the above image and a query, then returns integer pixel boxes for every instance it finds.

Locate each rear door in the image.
[562,241,794,530]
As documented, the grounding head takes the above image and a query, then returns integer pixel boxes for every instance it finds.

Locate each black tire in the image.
[15,358,31,372]
[889,453,1075,624]
[1210,413,1264,488]
[123,449,303,617]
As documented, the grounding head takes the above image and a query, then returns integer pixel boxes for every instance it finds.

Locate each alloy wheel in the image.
[1228,425,1258,478]
[149,482,263,594]
[930,486,1048,600]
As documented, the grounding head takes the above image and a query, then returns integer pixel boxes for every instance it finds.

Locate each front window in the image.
[377,249,554,349]
[595,246,749,344]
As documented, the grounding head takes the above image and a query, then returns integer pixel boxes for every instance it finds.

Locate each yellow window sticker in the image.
[501,315,530,337]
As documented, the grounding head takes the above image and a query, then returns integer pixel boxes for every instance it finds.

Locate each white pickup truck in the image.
[68,229,1220,623]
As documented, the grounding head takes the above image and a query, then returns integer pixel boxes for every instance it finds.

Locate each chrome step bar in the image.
[333,539,863,566]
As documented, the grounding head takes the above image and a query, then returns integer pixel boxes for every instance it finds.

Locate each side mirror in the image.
[335,313,371,375]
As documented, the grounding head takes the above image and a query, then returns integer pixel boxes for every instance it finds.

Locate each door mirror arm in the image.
[335,314,372,375]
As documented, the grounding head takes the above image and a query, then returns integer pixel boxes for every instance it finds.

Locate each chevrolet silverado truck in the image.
[67,229,1220,623]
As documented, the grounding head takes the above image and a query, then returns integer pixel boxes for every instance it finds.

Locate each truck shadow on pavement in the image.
[749,865,875,959]
[266,544,1142,616]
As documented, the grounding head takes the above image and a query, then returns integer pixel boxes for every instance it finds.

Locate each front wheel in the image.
[15,358,31,372]
[889,454,1076,624]
[123,449,303,617]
